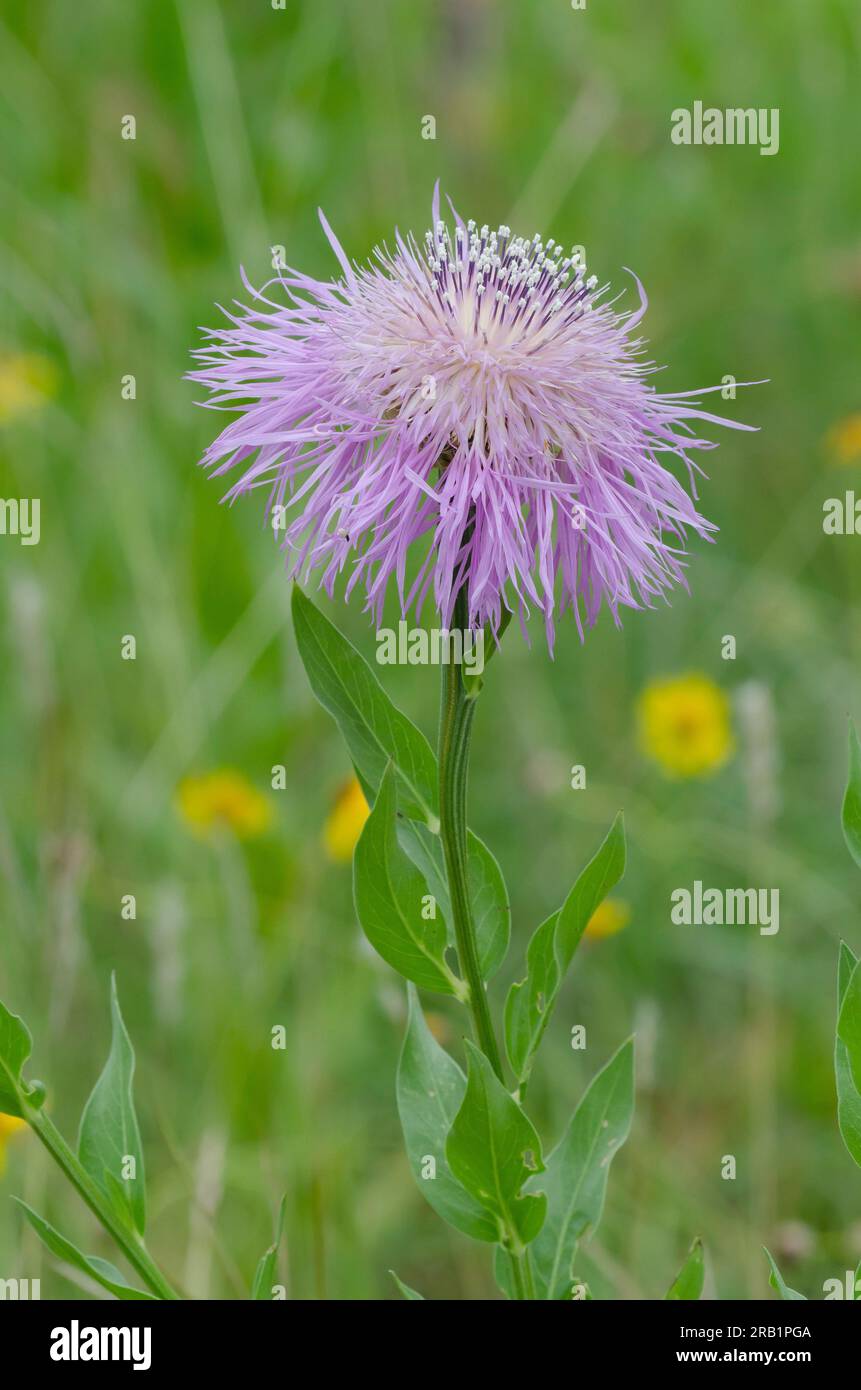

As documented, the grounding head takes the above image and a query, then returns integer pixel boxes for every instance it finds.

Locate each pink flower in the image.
[190,186,753,648]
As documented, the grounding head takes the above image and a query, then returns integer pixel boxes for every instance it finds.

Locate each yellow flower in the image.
[176,769,272,839]
[638,673,733,778]
[425,1012,453,1045]
[324,777,370,862]
[826,414,861,465]
[0,352,58,424]
[0,1114,27,1175]
[584,898,631,941]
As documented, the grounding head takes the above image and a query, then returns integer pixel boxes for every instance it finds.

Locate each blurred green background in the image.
[1,0,860,1300]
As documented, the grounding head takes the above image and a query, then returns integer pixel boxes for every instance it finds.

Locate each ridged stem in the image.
[437,588,504,1082]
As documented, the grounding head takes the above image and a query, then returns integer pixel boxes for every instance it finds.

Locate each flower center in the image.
[424,219,598,353]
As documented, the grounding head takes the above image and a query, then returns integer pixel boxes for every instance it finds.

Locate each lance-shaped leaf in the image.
[399,820,510,981]
[389,1270,425,1300]
[355,766,463,995]
[446,1041,546,1252]
[836,941,861,1168]
[292,586,439,828]
[837,955,861,1099]
[13,1200,156,1301]
[504,913,558,1089]
[252,1195,286,1299]
[505,814,625,1087]
[77,975,146,1236]
[396,986,497,1242]
[764,1247,806,1300]
[666,1237,705,1300]
[0,1001,38,1119]
[529,1037,634,1300]
[842,721,861,870]
[465,833,510,981]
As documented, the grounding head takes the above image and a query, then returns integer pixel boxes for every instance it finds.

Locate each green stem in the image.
[509,1251,528,1300]
[27,1106,180,1300]
[508,1248,536,1301]
[438,588,505,1082]
[520,1249,537,1300]
[437,585,537,1298]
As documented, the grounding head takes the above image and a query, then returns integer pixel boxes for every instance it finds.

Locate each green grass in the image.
[1,0,860,1299]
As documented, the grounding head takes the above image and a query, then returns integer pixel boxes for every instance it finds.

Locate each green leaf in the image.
[666,1237,705,1300]
[466,833,510,980]
[13,1199,156,1301]
[0,1000,35,1119]
[492,1245,517,1299]
[446,1041,546,1252]
[843,721,861,870]
[354,766,463,996]
[504,913,558,1089]
[529,1038,634,1300]
[389,1270,425,1300]
[555,813,627,968]
[836,942,861,1168]
[764,1246,807,1300]
[396,820,449,914]
[396,985,497,1242]
[292,586,439,828]
[837,957,861,1098]
[77,975,146,1236]
[399,822,510,981]
[252,1195,286,1299]
[505,814,626,1087]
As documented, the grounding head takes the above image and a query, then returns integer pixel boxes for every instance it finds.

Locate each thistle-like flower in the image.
[190,187,751,647]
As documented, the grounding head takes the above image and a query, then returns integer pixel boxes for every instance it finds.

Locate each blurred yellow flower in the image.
[176,769,272,839]
[324,776,370,862]
[0,1114,27,1175]
[0,352,58,424]
[826,414,861,465]
[638,674,733,778]
[584,898,631,941]
[425,1012,453,1045]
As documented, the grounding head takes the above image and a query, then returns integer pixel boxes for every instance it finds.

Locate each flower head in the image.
[0,351,58,425]
[190,187,751,648]
[638,673,733,778]
[323,776,370,862]
[176,769,272,839]
[826,414,861,466]
[0,1113,27,1175]
[584,898,631,941]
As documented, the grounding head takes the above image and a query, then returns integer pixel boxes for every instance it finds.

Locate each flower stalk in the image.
[437,586,505,1083]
